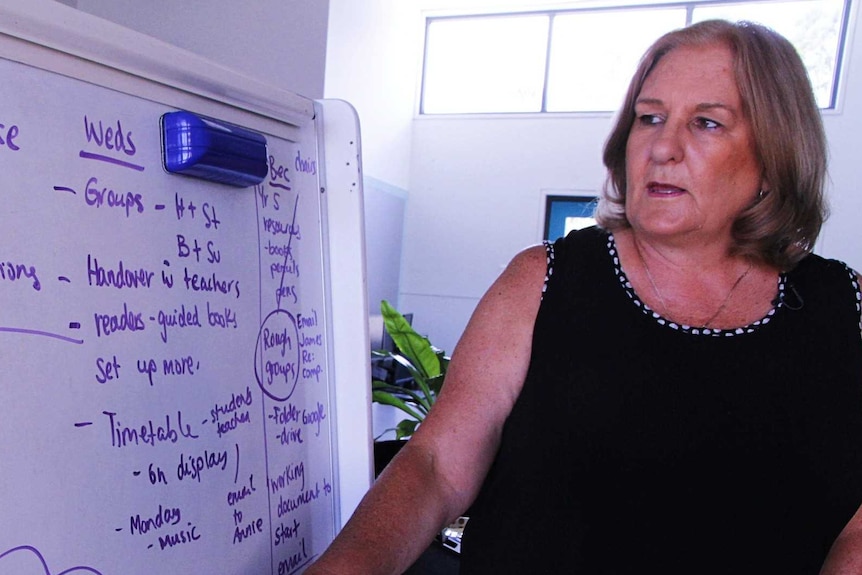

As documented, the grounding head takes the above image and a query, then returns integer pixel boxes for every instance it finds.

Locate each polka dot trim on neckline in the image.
[606,233,783,337]
[844,265,862,335]
[542,240,555,299]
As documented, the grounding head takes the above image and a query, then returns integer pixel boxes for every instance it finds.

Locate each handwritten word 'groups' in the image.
[85,176,144,217]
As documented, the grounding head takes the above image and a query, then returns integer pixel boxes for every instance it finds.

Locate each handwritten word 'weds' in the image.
[84,116,136,156]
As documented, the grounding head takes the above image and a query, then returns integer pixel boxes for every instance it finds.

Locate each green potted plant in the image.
[371,300,448,473]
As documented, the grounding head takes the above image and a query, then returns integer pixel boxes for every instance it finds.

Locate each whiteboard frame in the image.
[315,99,374,526]
[0,0,312,139]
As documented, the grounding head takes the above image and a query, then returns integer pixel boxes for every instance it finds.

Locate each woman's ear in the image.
[758,178,771,200]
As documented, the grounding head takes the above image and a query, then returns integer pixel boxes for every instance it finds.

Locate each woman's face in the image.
[624,43,765,246]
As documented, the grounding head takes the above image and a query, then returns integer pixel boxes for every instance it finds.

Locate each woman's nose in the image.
[649,124,684,164]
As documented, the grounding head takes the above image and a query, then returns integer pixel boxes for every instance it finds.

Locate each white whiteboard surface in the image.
[0,2,372,574]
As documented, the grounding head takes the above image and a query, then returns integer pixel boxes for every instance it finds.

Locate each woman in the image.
[308,20,862,574]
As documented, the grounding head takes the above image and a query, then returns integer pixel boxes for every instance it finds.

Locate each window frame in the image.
[419,0,853,115]
[539,190,599,242]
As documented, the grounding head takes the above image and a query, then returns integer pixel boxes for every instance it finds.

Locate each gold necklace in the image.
[633,238,753,328]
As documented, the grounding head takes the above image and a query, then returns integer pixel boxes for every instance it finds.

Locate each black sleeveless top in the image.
[461,227,862,574]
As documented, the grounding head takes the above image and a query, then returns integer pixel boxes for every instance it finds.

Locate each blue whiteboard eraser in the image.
[161,111,267,187]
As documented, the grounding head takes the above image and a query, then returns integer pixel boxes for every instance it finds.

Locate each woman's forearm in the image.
[305,441,460,575]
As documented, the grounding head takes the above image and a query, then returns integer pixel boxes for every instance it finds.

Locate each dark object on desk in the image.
[374,439,407,477]
[403,541,460,575]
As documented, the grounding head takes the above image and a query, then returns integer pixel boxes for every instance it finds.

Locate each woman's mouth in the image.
[647,182,685,195]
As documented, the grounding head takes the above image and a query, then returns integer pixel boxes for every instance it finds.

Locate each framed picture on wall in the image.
[541,191,597,241]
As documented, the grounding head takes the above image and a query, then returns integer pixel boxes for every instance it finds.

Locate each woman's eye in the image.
[694,117,721,130]
[637,114,662,126]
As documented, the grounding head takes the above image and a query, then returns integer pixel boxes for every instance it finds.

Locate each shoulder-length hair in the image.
[596,19,828,270]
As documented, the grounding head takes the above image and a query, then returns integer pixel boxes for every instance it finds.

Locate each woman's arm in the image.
[305,245,549,575]
[821,504,862,574]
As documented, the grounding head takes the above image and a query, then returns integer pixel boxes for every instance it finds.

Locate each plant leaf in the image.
[380,300,440,381]
[395,418,419,440]
[371,390,425,422]
[372,380,431,414]
[427,374,445,396]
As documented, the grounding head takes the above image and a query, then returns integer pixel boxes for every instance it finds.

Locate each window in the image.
[420,0,850,114]
[422,14,549,114]
[546,8,686,112]
[543,194,598,241]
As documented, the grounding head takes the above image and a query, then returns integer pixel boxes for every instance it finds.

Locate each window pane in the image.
[422,15,549,114]
[544,195,597,240]
[693,0,846,107]
[546,9,687,112]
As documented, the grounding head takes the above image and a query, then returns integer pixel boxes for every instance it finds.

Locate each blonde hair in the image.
[596,19,828,270]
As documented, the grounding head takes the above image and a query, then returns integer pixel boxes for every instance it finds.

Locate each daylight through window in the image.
[420,0,849,114]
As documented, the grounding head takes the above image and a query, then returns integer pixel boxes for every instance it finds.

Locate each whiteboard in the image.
[0,3,372,575]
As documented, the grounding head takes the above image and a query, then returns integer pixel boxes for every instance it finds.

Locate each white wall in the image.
[72,0,329,99]
[324,0,419,191]
[819,8,862,265]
